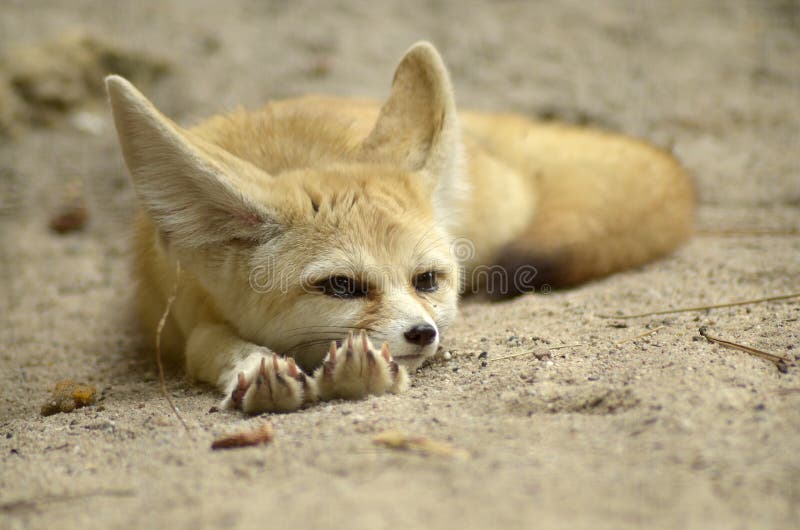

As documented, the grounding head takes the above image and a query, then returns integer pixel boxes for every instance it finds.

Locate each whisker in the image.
[283,338,344,354]
[284,328,391,354]
[282,326,377,341]
[283,324,377,334]
[411,222,450,258]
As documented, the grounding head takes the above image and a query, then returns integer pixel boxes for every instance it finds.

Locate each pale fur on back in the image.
[107,41,694,413]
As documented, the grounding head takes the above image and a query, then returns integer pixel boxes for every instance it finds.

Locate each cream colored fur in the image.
[107,42,693,414]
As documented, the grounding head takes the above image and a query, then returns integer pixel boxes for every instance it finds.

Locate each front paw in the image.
[223,355,317,414]
[314,330,409,401]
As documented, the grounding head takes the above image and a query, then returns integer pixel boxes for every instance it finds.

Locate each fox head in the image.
[107,42,464,371]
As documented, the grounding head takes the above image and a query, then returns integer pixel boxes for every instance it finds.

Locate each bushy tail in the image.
[484,121,695,298]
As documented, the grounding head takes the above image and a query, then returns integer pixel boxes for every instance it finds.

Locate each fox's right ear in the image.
[106,75,277,247]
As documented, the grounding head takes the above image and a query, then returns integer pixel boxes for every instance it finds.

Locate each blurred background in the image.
[1,0,797,240]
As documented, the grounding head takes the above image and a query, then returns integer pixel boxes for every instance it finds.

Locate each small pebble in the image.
[49,203,88,234]
[478,351,488,360]
[442,351,452,360]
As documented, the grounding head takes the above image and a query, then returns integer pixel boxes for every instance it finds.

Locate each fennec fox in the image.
[107,42,693,414]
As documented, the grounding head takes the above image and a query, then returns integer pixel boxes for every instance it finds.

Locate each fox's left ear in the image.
[361,42,463,208]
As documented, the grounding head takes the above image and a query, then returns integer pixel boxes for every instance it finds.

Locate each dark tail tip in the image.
[482,247,569,301]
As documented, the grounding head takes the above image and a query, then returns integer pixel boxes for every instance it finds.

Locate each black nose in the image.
[403,324,437,346]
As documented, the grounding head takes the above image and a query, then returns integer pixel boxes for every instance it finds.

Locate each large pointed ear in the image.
[360,42,463,198]
[106,75,277,247]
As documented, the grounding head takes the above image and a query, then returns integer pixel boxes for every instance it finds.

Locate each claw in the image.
[232,372,249,407]
[257,357,271,393]
[287,358,299,378]
[276,372,288,388]
[313,333,409,401]
[272,355,280,373]
[297,371,311,400]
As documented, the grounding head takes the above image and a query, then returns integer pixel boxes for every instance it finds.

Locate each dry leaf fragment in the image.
[373,430,469,459]
[211,421,274,450]
[49,202,88,234]
[40,380,97,416]
[49,178,87,234]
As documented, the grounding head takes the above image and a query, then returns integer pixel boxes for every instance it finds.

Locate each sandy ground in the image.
[1,1,799,529]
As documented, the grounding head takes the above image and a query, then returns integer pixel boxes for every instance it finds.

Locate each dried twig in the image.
[155,260,190,435]
[487,343,584,363]
[599,292,800,319]
[773,388,800,396]
[0,489,134,514]
[614,325,665,346]
[488,326,667,363]
[698,326,793,373]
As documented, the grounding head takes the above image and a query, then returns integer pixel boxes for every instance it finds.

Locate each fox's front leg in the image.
[314,330,409,400]
[185,322,317,414]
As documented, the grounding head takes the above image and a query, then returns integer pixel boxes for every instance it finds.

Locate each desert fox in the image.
[106,42,693,413]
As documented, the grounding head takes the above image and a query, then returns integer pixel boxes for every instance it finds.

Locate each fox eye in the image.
[315,276,368,299]
[413,271,438,293]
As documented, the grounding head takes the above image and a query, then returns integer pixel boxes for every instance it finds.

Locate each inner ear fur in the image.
[106,75,278,247]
